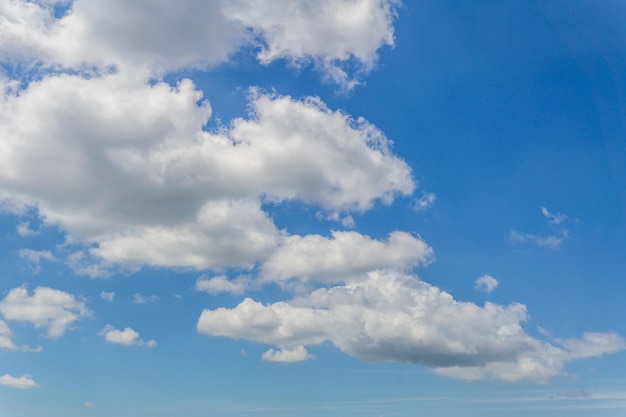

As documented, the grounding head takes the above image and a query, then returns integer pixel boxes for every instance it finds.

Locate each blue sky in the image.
[1,1,626,416]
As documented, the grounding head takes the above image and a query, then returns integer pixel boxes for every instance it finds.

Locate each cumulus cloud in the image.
[196,276,249,296]
[223,0,398,88]
[475,275,499,294]
[0,374,40,389]
[261,231,432,284]
[0,71,412,272]
[0,286,90,338]
[1,0,397,87]
[262,346,313,363]
[198,270,625,383]
[98,325,157,347]
[83,401,97,407]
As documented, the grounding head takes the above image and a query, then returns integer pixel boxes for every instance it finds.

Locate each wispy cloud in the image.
[541,206,568,224]
[412,192,436,211]
[132,294,158,304]
[510,231,565,249]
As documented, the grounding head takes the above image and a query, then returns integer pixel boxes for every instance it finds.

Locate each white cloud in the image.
[1,0,397,88]
[196,276,248,296]
[16,221,38,236]
[132,294,158,304]
[0,286,90,338]
[98,325,157,348]
[510,231,564,249]
[0,320,18,351]
[83,401,96,408]
[0,320,42,352]
[262,346,313,363]
[0,374,40,389]
[413,192,436,211]
[223,0,398,88]
[475,275,499,294]
[100,291,115,302]
[0,71,412,272]
[541,206,568,224]
[557,332,626,359]
[198,270,625,383]
[17,248,55,273]
[261,231,432,284]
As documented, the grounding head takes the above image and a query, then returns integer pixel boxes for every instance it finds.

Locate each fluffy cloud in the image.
[99,325,157,347]
[0,287,90,338]
[0,70,412,272]
[0,374,40,389]
[223,0,398,87]
[196,276,248,296]
[198,270,625,383]
[262,346,313,363]
[475,275,499,294]
[261,231,432,284]
[1,0,397,86]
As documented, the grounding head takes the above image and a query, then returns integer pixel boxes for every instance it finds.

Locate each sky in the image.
[1,0,626,416]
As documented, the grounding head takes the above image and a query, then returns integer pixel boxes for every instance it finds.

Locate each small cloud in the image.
[66,251,114,279]
[98,325,157,348]
[132,294,158,304]
[412,192,436,211]
[550,390,592,400]
[17,249,56,273]
[83,401,97,407]
[196,275,248,296]
[16,222,39,237]
[0,374,40,389]
[262,346,314,363]
[475,275,499,294]
[541,206,568,224]
[100,291,115,302]
[318,212,356,228]
[510,230,563,249]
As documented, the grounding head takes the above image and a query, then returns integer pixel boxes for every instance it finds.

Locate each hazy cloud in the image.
[132,294,158,304]
[100,291,115,302]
